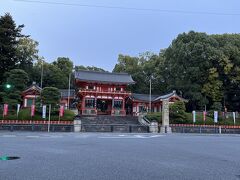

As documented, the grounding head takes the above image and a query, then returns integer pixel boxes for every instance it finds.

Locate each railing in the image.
[79,88,131,94]
[0,120,73,125]
[82,108,97,115]
[111,109,126,116]
[81,124,149,133]
[0,120,73,132]
[170,124,240,134]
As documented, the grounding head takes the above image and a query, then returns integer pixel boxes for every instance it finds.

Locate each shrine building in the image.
[75,70,185,116]
[22,82,75,108]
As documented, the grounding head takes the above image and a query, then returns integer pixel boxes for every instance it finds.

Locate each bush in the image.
[0,108,75,121]
[169,101,187,122]
[146,112,162,123]
[210,102,222,111]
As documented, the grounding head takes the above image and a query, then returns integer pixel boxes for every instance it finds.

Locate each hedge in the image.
[0,108,75,121]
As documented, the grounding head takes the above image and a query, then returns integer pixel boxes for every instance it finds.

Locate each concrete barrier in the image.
[74,120,81,132]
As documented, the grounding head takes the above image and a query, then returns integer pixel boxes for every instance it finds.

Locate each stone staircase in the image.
[76,115,148,133]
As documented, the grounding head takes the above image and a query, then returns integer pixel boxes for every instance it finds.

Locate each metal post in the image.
[67,73,71,110]
[48,104,51,132]
[40,59,44,89]
[149,77,151,113]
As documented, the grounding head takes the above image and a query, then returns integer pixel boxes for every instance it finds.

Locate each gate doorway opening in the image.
[97,99,112,115]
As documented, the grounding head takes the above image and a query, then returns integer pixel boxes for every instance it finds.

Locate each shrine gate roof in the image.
[59,89,75,98]
[131,91,187,102]
[75,70,135,84]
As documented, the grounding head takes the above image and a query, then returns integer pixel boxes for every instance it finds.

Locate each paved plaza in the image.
[1,132,240,180]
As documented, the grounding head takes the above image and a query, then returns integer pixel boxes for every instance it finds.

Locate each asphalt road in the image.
[0,132,240,180]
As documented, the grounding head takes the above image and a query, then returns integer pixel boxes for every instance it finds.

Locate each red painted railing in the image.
[0,120,73,125]
[170,124,240,129]
[79,89,131,94]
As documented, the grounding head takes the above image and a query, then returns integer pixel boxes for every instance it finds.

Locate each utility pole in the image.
[67,72,71,110]
[149,77,152,113]
[40,59,44,89]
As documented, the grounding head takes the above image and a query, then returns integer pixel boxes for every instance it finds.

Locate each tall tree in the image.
[53,57,73,75]
[75,65,106,72]
[41,87,60,106]
[113,54,147,93]
[0,13,24,83]
[164,31,222,110]
[16,37,40,72]
[0,69,29,106]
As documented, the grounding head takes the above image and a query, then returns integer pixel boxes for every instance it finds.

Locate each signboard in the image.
[42,105,46,119]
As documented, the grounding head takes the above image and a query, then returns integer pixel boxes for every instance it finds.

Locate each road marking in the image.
[41,135,63,138]
[2,135,16,138]
[150,135,164,138]
[99,134,165,139]
[26,135,40,138]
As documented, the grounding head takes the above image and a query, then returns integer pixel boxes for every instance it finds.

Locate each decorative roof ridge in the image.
[75,70,130,76]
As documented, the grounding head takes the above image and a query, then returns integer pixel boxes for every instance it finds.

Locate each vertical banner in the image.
[17,104,20,116]
[233,112,236,125]
[3,104,8,116]
[192,111,196,123]
[31,105,35,117]
[48,104,51,132]
[203,111,206,122]
[214,111,218,123]
[59,105,64,117]
[42,105,46,119]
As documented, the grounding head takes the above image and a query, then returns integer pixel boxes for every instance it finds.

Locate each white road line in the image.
[150,135,165,138]
[2,135,16,137]
[99,136,143,139]
[26,135,40,138]
[41,135,63,138]
[99,134,165,139]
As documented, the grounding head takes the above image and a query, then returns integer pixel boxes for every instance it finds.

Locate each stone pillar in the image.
[160,99,172,133]
[74,119,81,132]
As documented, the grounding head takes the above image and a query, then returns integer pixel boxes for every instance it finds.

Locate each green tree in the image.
[169,101,187,123]
[5,69,29,91]
[53,57,73,75]
[164,31,222,110]
[41,87,60,106]
[0,69,29,106]
[75,65,106,72]
[113,54,147,93]
[0,13,24,83]
[16,37,40,72]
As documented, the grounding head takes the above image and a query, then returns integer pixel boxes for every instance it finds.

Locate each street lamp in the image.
[67,70,74,110]
[149,75,152,113]
[40,59,44,89]
[5,84,11,89]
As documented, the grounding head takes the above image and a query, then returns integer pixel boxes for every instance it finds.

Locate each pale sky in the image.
[1,0,239,71]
